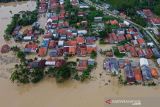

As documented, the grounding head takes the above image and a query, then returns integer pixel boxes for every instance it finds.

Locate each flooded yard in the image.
[0,1,160,107]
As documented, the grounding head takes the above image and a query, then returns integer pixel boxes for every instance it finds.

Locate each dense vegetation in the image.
[0,0,28,3]
[4,10,38,40]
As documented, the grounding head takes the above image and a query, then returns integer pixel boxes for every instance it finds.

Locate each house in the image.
[111,33,118,43]
[77,30,87,35]
[49,49,58,57]
[110,20,118,25]
[152,48,160,58]
[149,17,160,25]
[94,17,102,22]
[141,65,152,81]
[88,59,95,66]
[67,40,77,46]
[23,36,33,41]
[41,39,50,47]
[124,64,135,83]
[125,34,132,40]
[104,58,119,75]
[85,37,96,44]
[76,36,85,44]
[59,34,67,40]
[129,46,138,57]
[43,32,52,39]
[123,20,130,26]
[24,42,38,53]
[68,46,76,55]
[86,44,97,54]
[133,67,142,83]
[118,46,125,53]
[58,40,64,47]
[45,59,56,66]
[49,40,56,49]
[117,35,126,43]
[132,40,138,47]
[140,58,149,66]
[79,3,89,9]
[118,59,125,68]
[105,50,113,57]
[38,47,47,57]
[151,68,159,78]
[55,59,65,68]
[28,61,39,68]
[77,59,88,71]
[71,0,79,6]
[117,28,125,35]
[77,45,87,56]
[142,9,153,17]
[157,58,160,67]
[145,48,153,58]
[137,49,145,57]
[39,2,47,13]
[137,38,145,47]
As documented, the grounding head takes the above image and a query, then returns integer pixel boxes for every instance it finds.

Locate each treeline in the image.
[104,0,160,16]
[4,10,38,40]
[0,0,29,3]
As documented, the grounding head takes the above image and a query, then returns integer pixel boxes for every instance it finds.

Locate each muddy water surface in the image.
[0,1,160,107]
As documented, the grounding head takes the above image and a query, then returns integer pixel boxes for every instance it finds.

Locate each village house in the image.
[24,42,38,53]
[77,45,87,56]
[124,64,135,83]
[133,67,142,83]
[38,47,48,57]
[77,59,88,71]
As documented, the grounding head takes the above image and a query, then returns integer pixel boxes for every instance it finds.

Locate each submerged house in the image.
[141,65,152,81]
[104,58,119,75]
[133,67,142,83]
[77,60,88,71]
[24,42,38,53]
[152,48,160,58]
[124,64,135,83]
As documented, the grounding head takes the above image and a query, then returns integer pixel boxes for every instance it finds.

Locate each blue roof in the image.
[152,48,160,58]
[41,40,49,47]
[49,49,58,57]
[141,65,152,81]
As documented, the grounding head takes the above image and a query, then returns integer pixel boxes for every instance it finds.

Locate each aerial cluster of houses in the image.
[137,9,160,26]
[104,20,160,59]
[103,58,159,83]
[25,0,96,71]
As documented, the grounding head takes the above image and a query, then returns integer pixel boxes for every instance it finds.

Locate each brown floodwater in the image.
[0,1,160,107]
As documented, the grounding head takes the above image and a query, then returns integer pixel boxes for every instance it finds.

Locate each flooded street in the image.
[0,1,160,107]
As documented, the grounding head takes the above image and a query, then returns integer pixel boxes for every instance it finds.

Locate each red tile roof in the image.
[67,40,77,46]
[69,46,76,55]
[137,38,145,45]
[76,36,85,44]
[86,46,97,54]
[126,34,132,40]
[55,59,65,68]
[49,40,56,48]
[77,60,88,71]
[118,46,125,53]
[25,42,38,49]
[110,20,118,25]
[117,35,126,42]
[130,46,138,57]
[38,47,47,57]
[111,33,118,42]
[77,45,87,56]
[143,9,153,17]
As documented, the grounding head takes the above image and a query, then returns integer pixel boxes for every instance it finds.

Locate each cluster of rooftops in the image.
[104,58,159,83]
